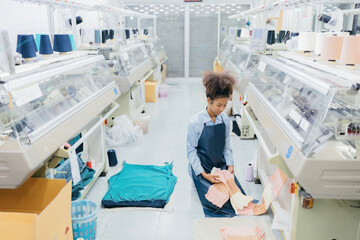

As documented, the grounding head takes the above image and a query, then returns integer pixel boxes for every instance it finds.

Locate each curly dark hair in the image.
[202,71,235,100]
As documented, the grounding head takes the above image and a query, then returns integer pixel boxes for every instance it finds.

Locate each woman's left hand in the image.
[227,165,234,174]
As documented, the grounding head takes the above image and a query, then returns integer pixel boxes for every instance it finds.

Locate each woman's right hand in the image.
[201,172,221,184]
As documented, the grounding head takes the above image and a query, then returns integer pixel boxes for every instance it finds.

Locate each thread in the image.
[278,30,286,43]
[94,30,101,44]
[53,34,72,53]
[16,34,37,59]
[101,30,109,43]
[340,36,360,66]
[236,29,242,38]
[109,29,114,39]
[35,33,41,50]
[39,34,53,55]
[143,29,148,35]
[125,29,130,39]
[318,13,331,23]
[291,32,299,37]
[245,163,254,182]
[240,29,250,38]
[107,149,118,167]
[315,32,332,55]
[298,32,317,52]
[68,16,83,26]
[267,30,276,45]
[283,31,291,43]
[69,34,76,51]
[320,35,344,61]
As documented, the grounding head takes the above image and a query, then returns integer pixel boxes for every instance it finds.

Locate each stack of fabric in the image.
[102,162,177,208]
[205,168,255,213]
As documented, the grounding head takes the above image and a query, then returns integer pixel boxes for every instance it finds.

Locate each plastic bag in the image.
[133,113,151,134]
[105,115,143,147]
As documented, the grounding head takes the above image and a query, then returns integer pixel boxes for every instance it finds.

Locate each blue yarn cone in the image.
[69,34,76,50]
[267,30,276,45]
[39,34,53,55]
[109,29,114,39]
[16,34,37,58]
[107,149,118,167]
[35,34,41,51]
[94,30,100,44]
[53,34,72,53]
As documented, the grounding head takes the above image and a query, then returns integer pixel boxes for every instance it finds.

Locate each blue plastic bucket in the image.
[71,200,99,240]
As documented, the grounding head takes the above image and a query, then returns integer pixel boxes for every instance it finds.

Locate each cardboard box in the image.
[145,81,158,103]
[0,178,73,240]
[161,64,167,83]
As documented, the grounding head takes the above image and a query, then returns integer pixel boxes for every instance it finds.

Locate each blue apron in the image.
[191,115,247,217]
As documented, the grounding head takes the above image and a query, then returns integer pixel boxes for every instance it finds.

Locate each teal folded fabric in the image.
[102,162,177,208]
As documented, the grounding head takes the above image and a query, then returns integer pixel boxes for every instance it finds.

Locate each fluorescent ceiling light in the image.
[195,11,200,13]
[160,9,164,12]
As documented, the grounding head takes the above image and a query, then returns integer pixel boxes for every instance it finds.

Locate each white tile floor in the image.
[85,78,282,240]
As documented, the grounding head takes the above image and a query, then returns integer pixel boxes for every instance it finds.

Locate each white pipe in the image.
[69,103,119,152]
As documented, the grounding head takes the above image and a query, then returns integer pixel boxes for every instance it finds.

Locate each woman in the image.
[187,71,249,217]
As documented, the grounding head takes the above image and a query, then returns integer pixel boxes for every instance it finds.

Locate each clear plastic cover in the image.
[0,56,114,150]
[120,45,150,73]
[249,56,360,156]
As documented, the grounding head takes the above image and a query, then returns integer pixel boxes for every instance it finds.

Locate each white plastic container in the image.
[158,84,169,98]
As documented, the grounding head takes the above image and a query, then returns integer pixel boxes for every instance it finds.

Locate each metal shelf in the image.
[12,0,156,18]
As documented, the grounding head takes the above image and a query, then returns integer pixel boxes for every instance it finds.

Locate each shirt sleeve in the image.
[187,120,205,176]
[223,114,234,166]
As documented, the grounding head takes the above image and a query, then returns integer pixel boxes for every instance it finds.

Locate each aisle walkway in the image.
[86,78,264,240]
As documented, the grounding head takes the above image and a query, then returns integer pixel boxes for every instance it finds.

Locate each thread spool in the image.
[143,29,148,35]
[315,32,332,55]
[283,31,291,43]
[245,163,254,182]
[107,149,118,167]
[101,30,109,43]
[35,33,41,50]
[291,32,299,38]
[39,34,53,56]
[69,34,76,50]
[109,29,115,39]
[241,29,250,38]
[16,34,37,61]
[53,34,72,54]
[94,30,101,44]
[68,16,83,26]
[318,13,331,23]
[321,35,344,61]
[125,29,130,39]
[278,30,286,43]
[267,30,276,45]
[237,29,242,38]
[298,32,317,52]
[340,36,360,66]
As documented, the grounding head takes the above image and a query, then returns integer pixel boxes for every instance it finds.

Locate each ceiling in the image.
[120,0,252,5]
